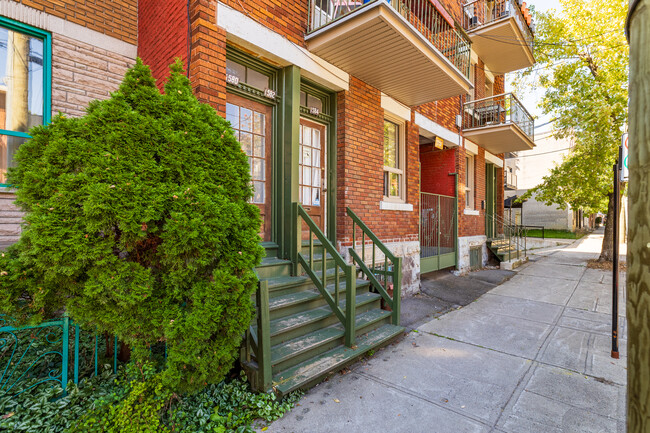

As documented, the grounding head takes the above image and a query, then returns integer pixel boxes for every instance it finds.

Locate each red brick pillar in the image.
[189,0,227,117]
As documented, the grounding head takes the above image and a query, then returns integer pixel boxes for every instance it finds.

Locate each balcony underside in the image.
[306,3,471,106]
[468,18,534,74]
[464,124,534,154]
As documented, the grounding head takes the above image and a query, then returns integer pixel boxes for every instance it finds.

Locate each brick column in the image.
[189,0,227,117]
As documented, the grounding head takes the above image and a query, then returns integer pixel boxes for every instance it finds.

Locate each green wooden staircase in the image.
[241,205,404,396]
[486,213,528,263]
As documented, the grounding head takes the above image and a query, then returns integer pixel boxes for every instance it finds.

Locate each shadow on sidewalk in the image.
[401,268,515,330]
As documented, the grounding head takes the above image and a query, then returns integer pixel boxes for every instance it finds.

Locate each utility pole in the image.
[626,0,650,431]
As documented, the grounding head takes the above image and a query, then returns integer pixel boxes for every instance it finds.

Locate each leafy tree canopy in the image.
[0,59,264,392]
[516,0,628,214]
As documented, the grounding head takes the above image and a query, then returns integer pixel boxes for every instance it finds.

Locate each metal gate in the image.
[420,192,457,274]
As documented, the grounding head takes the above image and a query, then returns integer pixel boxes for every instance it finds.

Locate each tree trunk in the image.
[627,0,650,430]
[598,191,616,262]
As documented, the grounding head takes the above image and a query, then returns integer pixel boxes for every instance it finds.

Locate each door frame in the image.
[299,79,337,244]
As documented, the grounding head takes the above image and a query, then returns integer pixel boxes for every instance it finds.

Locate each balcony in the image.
[306,0,472,106]
[463,93,534,154]
[463,0,535,73]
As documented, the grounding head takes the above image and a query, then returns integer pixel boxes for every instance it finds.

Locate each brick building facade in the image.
[2,0,535,285]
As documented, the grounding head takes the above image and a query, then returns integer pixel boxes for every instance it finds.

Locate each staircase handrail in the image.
[346,207,401,326]
[487,212,529,259]
[293,203,357,347]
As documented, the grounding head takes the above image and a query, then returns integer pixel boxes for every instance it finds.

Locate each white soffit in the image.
[216,2,349,92]
[464,139,479,155]
[414,112,460,147]
[485,151,504,167]
[381,93,411,121]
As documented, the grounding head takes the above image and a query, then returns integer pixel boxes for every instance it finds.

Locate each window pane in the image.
[302,147,311,166]
[307,94,323,112]
[240,132,252,156]
[303,167,311,187]
[226,59,246,81]
[384,120,398,168]
[253,135,264,157]
[303,126,312,147]
[389,172,400,197]
[0,134,27,183]
[300,91,307,106]
[312,149,320,168]
[252,158,264,181]
[312,129,321,149]
[0,27,45,133]
[302,186,312,205]
[240,108,252,132]
[252,181,264,203]
[312,188,320,206]
[247,68,269,90]
[313,168,321,187]
[226,103,239,127]
[253,112,264,134]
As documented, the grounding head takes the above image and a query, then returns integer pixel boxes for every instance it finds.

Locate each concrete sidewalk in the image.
[263,231,627,433]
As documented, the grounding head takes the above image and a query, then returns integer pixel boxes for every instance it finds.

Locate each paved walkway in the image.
[264,231,627,433]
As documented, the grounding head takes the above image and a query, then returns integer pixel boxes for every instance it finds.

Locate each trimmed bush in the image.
[0,59,264,392]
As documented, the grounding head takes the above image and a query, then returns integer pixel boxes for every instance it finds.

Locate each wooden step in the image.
[268,279,371,319]
[263,267,348,297]
[255,256,293,279]
[270,309,393,374]
[272,324,405,396]
[259,292,382,345]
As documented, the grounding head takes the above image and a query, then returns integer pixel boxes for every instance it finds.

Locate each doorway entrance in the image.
[299,118,327,237]
[226,93,273,242]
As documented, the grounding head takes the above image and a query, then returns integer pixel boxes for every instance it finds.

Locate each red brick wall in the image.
[139,0,226,116]
[420,147,456,197]
[188,0,227,117]
[414,97,462,132]
[221,0,308,47]
[457,146,487,237]
[15,0,137,44]
[336,77,419,245]
[138,0,188,90]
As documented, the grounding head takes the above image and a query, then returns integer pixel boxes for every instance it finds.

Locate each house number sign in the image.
[309,107,320,116]
[226,74,240,85]
[264,88,276,100]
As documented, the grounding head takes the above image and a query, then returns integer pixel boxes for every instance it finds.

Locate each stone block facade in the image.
[0,1,137,248]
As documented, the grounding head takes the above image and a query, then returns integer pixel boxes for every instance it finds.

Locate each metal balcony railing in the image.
[462,0,534,52]
[463,92,534,140]
[308,0,471,78]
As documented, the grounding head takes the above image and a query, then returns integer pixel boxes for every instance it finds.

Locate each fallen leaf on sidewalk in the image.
[334,399,340,403]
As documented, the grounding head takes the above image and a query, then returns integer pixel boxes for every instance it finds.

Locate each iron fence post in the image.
[62,316,69,396]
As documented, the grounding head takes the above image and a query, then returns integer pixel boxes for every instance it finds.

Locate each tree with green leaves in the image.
[0,59,264,392]
[517,0,628,261]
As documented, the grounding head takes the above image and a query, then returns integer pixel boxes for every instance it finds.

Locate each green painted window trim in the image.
[0,16,52,189]
[226,46,280,105]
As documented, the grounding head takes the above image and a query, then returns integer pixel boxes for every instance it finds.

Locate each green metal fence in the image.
[0,314,120,398]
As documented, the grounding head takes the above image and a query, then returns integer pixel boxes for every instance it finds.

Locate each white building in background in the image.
[505,127,592,231]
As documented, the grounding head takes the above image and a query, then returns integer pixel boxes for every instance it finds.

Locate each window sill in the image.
[464,209,480,216]
[380,201,413,212]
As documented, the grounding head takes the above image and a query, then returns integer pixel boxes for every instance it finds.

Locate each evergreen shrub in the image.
[0,59,264,392]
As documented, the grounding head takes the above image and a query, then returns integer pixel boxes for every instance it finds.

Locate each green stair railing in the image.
[347,207,402,326]
[486,212,529,261]
[293,203,357,347]
[242,279,272,392]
